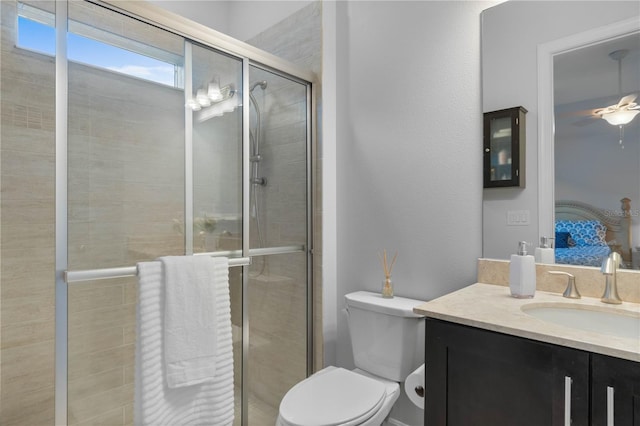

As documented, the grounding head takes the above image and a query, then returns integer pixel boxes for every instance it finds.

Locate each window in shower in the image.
[17,2,183,87]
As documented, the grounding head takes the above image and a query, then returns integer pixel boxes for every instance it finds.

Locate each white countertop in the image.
[413,283,640,362]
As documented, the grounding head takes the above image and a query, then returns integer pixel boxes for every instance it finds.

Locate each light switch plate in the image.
[507,210,530,226]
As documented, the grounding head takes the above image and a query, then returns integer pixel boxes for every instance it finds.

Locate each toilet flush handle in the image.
[414,385,424,398]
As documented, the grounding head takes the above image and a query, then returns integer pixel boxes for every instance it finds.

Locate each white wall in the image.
[148,0,312,41]
[226,1,314,41]
[147,0,231,35]
[335,1,492,423]
[482,1,640,260]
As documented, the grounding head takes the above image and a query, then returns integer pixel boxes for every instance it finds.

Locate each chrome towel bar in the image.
[63,244,305,283]
[64,255,250,283]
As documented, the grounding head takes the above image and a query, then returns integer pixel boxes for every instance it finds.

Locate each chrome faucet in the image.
[600,252,622,304]
[548,271,580,299]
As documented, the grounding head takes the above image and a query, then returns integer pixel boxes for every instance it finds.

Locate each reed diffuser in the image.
[379,249,397,298]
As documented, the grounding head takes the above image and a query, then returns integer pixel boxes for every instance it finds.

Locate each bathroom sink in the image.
[521,303,640,340]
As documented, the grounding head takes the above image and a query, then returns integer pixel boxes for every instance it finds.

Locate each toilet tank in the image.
[345,291,425,382]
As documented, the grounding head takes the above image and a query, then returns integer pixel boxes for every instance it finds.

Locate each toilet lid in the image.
[279,367,387,426]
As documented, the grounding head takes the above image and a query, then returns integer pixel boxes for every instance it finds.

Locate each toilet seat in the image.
[278,367,388,426]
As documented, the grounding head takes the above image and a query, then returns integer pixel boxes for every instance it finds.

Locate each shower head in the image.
[250,81,267,92]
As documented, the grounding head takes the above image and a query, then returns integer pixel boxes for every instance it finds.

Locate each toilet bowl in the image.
[276,366,400,426]
[277,291,426,426]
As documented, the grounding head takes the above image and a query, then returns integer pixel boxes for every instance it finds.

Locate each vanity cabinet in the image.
[425,319,640,426]
[591,354,640,425]
[425,318,589,426]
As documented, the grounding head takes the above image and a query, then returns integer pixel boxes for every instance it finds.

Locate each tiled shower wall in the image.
[65,63,185,426]
[1,1,57,424]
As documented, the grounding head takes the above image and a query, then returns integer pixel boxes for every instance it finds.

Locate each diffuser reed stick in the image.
[379,249,397,298]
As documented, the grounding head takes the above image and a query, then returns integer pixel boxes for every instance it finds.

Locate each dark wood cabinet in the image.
[592,353,640,426]
[483,106,527,188]
[425,319,640,426]
[425,318,589,426]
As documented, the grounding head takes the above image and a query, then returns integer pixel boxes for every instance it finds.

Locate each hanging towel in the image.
[134,258,234,426]
[160,255,218,389]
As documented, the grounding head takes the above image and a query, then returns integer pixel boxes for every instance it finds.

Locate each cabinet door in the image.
[592,354,640,426]
[425,319,589,426]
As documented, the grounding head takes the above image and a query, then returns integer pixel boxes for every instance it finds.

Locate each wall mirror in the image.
[481,1,640,270]
[539,22,639,269]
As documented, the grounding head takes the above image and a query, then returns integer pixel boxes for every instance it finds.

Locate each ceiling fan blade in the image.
[556,108,599,118]
[572,116,598,127]
[594,104,618,116]
[617,93,638,108]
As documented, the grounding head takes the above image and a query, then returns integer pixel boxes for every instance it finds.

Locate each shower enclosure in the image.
[0,1,314,425]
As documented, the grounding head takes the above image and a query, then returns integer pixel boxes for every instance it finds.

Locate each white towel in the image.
[134,258,234,426]
[160,255,218,389]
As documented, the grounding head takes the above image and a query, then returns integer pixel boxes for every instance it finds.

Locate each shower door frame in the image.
[53,1,317,425]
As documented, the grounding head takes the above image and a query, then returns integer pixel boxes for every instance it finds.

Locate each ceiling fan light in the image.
[601,109,639,126]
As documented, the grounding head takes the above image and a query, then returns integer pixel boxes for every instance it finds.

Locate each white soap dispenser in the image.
[534,236,555,264]
[509,241,536,298]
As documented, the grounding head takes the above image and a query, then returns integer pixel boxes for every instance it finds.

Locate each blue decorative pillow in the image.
[555,231,571,248]
[555,220,607,247]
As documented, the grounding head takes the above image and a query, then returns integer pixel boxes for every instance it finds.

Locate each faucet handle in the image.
[610,251,622,267]
[601,252,622,304]
[548,271,580,299]
[601,251,621,275]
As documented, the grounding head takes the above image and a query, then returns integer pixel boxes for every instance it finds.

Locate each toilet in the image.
[277,291,425,426]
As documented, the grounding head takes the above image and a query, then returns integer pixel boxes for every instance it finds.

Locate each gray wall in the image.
[335,0,489,355]
[335,1,491,423]
[482,1,640,260]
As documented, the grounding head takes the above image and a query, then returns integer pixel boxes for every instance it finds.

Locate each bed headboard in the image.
[555,198,632,263]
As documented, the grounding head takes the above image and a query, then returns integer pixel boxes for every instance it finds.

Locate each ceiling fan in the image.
[568,49,639,127]
[593,93,639,125]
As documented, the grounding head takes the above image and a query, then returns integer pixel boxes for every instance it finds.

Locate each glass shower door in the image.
[190,41,244,426]
[53,2,312,426]
[65,3,245,425]
[246,65,310,424]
